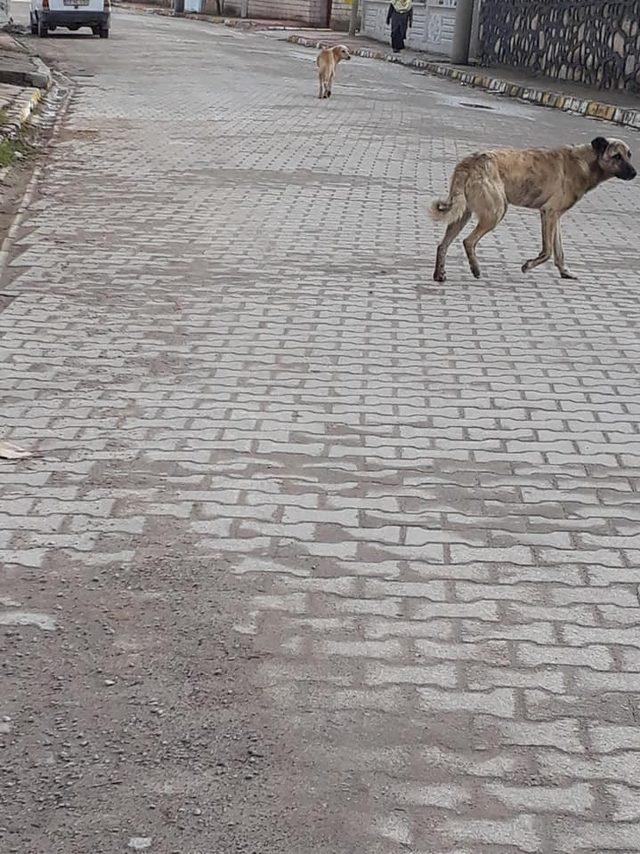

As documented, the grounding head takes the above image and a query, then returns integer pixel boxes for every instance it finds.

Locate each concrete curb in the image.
[0,33,53,90]
[0,61,51,90]
[30,56,53,90]
[287,34,640,131]
[1,87,42,141]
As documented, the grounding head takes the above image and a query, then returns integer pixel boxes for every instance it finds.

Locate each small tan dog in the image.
[431,136,636,282]
[316,45,351,99]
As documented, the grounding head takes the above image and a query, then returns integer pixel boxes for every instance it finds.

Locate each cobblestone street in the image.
[2,8,640,852]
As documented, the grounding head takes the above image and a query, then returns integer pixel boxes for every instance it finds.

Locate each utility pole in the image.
[348,0,359,37]
[451,0,474,64]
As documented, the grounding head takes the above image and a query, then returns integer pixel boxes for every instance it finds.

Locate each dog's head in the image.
[333,45,351,61]
[591,137,636,181]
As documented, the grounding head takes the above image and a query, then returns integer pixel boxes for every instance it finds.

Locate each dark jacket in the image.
[386,3,413,26]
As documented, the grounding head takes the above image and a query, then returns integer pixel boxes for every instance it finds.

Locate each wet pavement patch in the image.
[460,101,494,109]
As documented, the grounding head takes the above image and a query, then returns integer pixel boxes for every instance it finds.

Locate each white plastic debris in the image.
[128,839,152,851]
[0,440,31,460]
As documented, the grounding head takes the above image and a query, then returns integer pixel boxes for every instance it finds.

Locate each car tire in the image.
[99,26,109,37]
[30,13,38,34]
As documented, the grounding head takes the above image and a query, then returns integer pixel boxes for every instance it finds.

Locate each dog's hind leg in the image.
[460,177,506,279]
[553,222,578,280]
[522,210,556,273]
[463,210,502,279]
[433,210,471,282]
[318,76,324,99]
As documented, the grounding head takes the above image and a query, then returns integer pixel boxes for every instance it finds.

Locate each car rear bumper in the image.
[40,10,110,26]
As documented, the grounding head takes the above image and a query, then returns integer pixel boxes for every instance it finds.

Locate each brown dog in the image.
[431,136,636,282]
[316,45,351,99]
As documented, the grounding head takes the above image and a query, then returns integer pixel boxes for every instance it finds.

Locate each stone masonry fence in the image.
[479,0,640,92]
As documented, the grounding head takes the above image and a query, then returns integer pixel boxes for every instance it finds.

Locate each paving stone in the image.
[485,781,594,815]
[2,11,640,852]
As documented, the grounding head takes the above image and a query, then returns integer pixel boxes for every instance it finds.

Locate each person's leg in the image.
[391,16,401,52]
[399,14,408,49]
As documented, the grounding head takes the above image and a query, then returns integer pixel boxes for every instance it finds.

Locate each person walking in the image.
[386,0,413,53]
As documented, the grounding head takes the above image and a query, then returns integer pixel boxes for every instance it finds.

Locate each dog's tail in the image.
[429,168,468,224]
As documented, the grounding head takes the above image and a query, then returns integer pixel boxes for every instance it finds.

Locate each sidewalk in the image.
[282,28,640,130]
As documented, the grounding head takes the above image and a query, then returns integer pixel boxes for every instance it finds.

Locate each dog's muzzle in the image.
[620,165,637,180]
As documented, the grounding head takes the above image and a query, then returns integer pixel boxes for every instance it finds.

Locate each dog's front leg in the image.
[553,222,578,280]
[522,210,556,273]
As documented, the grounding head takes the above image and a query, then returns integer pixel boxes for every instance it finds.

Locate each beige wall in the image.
[224,0,328,24]
[330,0,355,31]
[123,0,337,26]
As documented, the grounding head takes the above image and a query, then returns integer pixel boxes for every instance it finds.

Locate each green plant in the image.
[0,135,28,169]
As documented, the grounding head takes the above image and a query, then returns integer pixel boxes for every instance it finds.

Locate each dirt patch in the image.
[0,534,312,853]
[56,128,101,142]
[0,158,33,243]
[0,293,17,313]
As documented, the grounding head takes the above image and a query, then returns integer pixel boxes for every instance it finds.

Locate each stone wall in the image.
[479,0,640,92]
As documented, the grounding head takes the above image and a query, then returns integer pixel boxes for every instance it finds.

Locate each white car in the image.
[30,0,111,38]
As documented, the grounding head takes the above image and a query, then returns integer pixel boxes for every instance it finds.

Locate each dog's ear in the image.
[591,137,609,157]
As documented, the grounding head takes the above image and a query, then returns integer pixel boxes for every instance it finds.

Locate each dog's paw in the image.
[521,262,531,274]
[433,271,446,283]
[560,269,578,280]
[471,266,481,279]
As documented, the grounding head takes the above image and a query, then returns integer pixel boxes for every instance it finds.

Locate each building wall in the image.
[129,0,171,7]
[479,0,640,92]
[123,0,335,25]
[223,0,328,23]
[468,0,482,62]
[362,0,457,58]
[330,0,354,31]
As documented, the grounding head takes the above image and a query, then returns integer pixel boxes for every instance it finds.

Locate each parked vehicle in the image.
[30,0,111,38]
